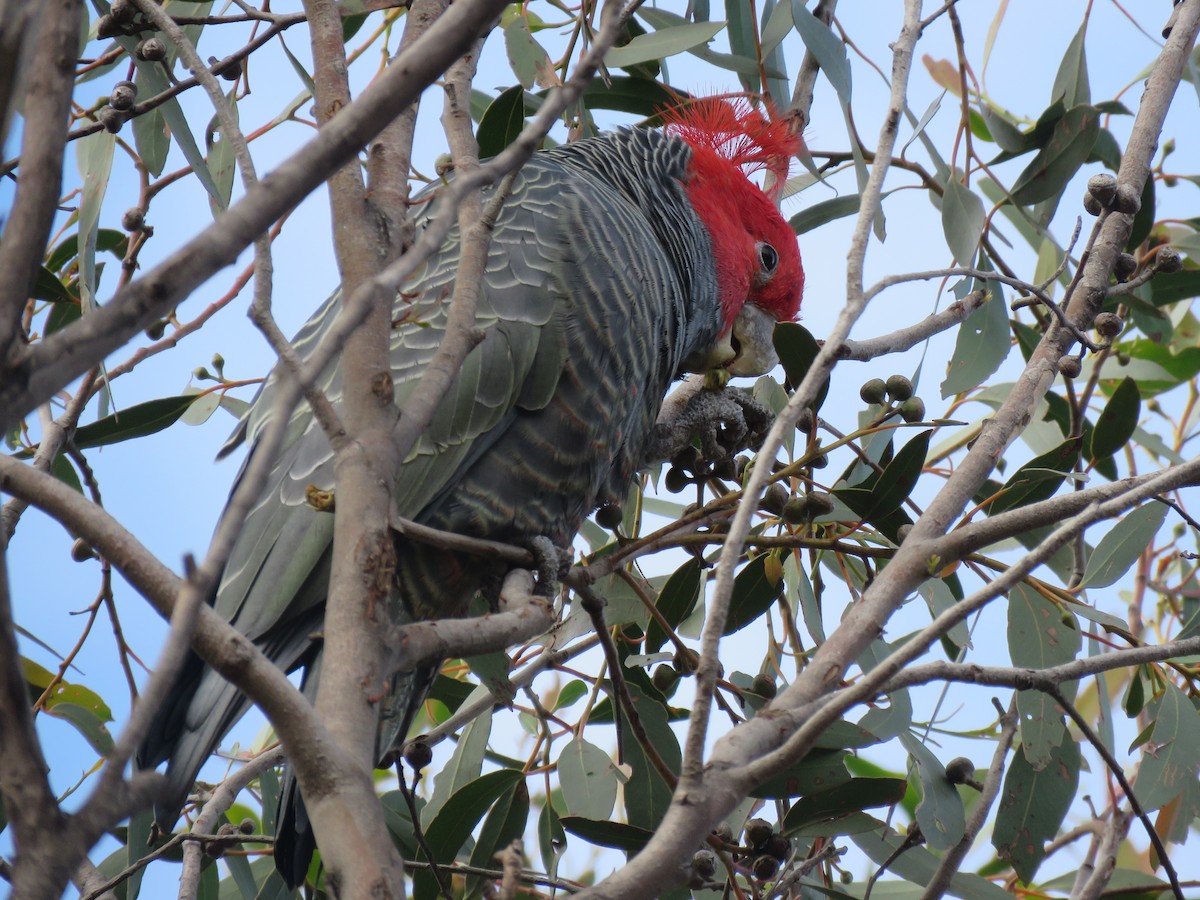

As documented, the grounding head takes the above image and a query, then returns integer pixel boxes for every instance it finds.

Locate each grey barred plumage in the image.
[138,118,801,887]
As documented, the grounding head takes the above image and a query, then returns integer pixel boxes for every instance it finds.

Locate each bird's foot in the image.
[527,535,566,599]
[646,383,773,470]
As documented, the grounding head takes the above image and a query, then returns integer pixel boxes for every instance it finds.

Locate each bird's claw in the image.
[646,385,773,468]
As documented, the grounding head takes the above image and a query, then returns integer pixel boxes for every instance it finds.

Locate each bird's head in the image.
[666,99,804,376]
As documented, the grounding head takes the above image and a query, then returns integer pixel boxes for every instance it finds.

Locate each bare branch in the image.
[0,0,80,361]
[832,289,990,360]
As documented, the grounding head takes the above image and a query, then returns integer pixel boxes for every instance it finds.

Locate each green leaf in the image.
[476,86,527,160]
[76,129,116,310]
[835,430,931,524]
[1081,502,1168,590]
[620,684,680,830]
[32,266,76,302]
[986,437,1081,516]
[941,177,986,266]
[560,816,654,853]
[1051,22,1090,107]
[724,553,784,635]
[752,749,851,800]
[1086,376,1140,461]
[604,20,724,68]
[558,738,619,821]
[900,733,964,851]
[1148,269,1200,307]
[791,0,851,106]
[782,778,907,835]
[577,77,680,118]
[646,558,702,653]
[45,297,83,336]
[132,75,169,177]
[1010,105,1100,206]
[760,0,793,54]
[45,228,128,274]
[504,16,552,90]
[204,93,238,216]
[537,801,566,874]
[636,7,762,77]
[993,732,1080,883]
[72,395,204,449]
[23,657,115,755]
[978,102,1029,154]
[852,818,1014,900]
[127,52,224,204]
[1132,683,1200,811]
[466,778,529,898]
[50,454,83,494]
[423,710,490,826]
[1008,582,1080,768]
[789,187,898,236]
[789,192,860,234]
[773,321,829,410]
[414,770,523,900]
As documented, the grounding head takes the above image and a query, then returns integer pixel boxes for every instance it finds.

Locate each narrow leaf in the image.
[1086,376,1140,461]
[900,733,965,851]
[646,558,702,653]
[724,554,784,635]
[1010,105,1100,206]
[783,778,907,835]
[942,177,986,266]
[476,86,527,159]
[604,21,724,68]
[791,1,851,105]
[1081,502,1169,589]
[1008,582,1080,767]
[993,732,1080,883]
[1132,683,1200,811]
[72,395,204,449]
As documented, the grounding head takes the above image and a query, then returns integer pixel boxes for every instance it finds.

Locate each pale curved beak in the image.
[681,304,780,376]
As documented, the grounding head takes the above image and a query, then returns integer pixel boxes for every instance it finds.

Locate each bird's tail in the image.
[273,659,440,888]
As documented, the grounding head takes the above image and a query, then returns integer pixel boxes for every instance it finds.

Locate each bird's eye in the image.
[757,242,779,275]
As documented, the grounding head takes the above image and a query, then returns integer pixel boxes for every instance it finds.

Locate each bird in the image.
[137,97,805,887]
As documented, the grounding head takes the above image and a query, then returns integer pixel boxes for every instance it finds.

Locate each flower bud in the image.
[137,37,167,61]
[744,818,773,848]
[403,737,433,772]
[121,207,144,232]
[859,377,887,404]
[109,81,137,112]
[1094,312,1123,338]
[1057,356,1082,378]
[945,757,976,785]
[1113,252,1137,282]
[898,397,925,423]
[594,503,623,529]
[1113,183,1141,215]
[96,106,125,133]
[885,374,914,401]
[1155,246,1182,274]
[1086,173,1118,207]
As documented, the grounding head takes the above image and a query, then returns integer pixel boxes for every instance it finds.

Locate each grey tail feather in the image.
[273,663,439,888]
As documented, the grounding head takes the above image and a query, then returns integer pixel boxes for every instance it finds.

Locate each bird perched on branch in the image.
[137,98,804,886]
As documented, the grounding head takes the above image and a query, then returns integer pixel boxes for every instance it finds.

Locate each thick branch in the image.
[0,0,80,361]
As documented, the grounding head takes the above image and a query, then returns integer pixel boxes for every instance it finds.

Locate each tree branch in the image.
[0,0,512,432]
[0,0,80,362]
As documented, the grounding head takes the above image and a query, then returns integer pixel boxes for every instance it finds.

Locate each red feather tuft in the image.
[661,98,801,198]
